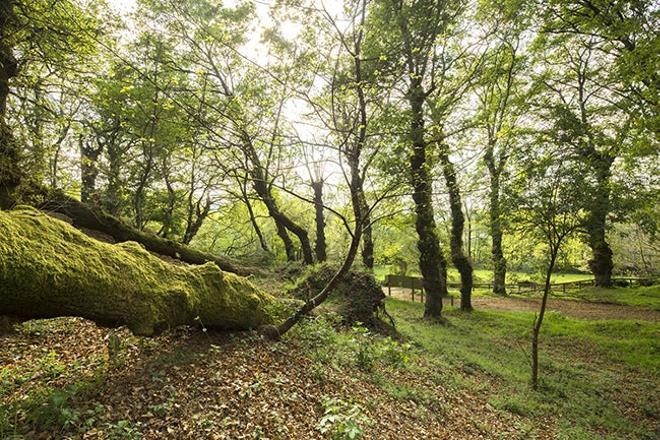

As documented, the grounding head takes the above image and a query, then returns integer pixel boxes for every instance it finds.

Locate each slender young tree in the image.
[513,155,585,389]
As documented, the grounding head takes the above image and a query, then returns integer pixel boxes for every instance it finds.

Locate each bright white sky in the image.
[108,0,135,14]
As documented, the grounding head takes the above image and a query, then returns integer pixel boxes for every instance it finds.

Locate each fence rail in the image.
[384,274,656,304]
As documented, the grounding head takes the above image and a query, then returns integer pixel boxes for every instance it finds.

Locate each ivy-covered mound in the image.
[289,263,386,325]
[0,208,277,336]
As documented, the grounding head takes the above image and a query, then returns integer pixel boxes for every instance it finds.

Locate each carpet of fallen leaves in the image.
[0,317,541,440]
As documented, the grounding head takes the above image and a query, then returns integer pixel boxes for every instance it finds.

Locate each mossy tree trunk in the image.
[0,208,276,336]
[485,149,507,295]
[79,135,103,204]
[241,131,313,265]
[585,154,614,287]
[408,86,447,319]
[252,174,312,264]
[439,141,473,311]
[360,194,374,270]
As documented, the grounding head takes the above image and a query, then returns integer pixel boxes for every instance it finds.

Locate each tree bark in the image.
[35,189,260,276]
[0,208,276,336]
[586,155,614,287]
[439,143,473,311]
[252,175,312,264]
[246,139,313,264]
[408,88,447,319]
[79,136,103,204]
[104,141,122,216]
[182,196,210,245]
[0,0,21,209]
[360,195,374,270]
[485,153,507,295]
[241,182,271,254]
[465,202,473,261]
[311,180,327,262]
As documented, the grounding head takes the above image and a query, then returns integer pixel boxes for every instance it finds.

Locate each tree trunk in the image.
[0,0,21,209]
[182,197,211,245]
[465,202,473,261]
[158,161,177,239]
[487,165,507,295]
[35,189,260,276]
[133,144,154,230]
[0,208,276,336]
[408,89,446,319]
[586,156,614,287]
[311,180,327,262]
[348,159,373,270]
[439,144,473,311]
[360,196,374,270]
[241,185,271,254]
[272,157,366,338]
[531,248,558,390]
[104,141,123,216]
[252,176,312,264]
[350,6,374,272]
[244,134,313,264]
[79,136,103,204]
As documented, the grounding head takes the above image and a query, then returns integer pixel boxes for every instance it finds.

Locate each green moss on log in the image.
[0,208,276,335]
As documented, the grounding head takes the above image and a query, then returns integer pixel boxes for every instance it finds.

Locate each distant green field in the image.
[556,285,660,311]
[374,264,594,284]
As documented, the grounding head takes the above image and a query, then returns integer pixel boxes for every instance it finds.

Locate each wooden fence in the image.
[384,274,656,304]
[384,274,454,305]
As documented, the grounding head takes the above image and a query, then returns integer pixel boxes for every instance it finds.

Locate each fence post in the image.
[387,276,391,297]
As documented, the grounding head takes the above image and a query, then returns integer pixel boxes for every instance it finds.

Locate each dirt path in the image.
[472,296,660,321]
[384,287,660,321]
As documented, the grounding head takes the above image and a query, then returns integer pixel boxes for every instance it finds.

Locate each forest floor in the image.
[1,285,658,439]
[1,318,526,439]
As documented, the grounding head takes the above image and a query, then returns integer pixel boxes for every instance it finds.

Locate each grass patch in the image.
[386,298,659,439]
[556,285,660,310]
[0,371,107,437]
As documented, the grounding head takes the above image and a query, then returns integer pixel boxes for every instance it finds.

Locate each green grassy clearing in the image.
[552,285,660,310]
[384,295,659,439]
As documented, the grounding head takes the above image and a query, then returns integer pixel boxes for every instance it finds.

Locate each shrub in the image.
[317,396,371,440]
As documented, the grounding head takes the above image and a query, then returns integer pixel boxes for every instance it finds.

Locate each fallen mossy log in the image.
[34,190,260,276]
[0,208,277,336]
